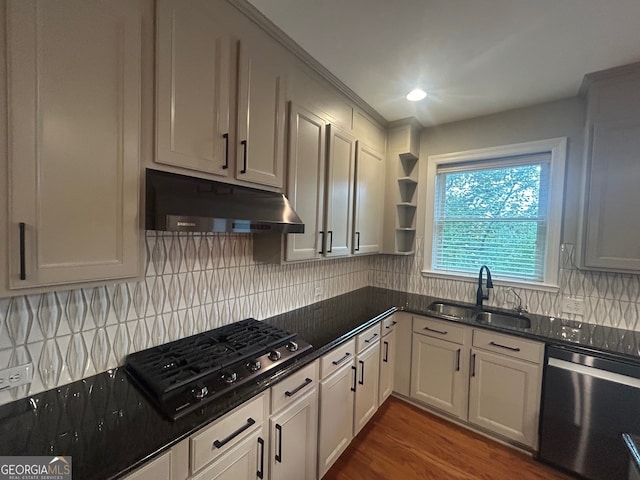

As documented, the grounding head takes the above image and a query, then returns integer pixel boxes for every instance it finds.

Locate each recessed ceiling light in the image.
[406,88,427,102]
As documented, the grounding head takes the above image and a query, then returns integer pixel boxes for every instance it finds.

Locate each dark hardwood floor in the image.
[324,396,576,480]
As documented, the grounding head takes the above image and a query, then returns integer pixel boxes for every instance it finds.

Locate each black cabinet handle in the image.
[240,140,248,173]
[355,231,360,251]
[364,333,378,343]
[327,230,333,253]
[455,349,461,372]
[319,231,324,254]
[351,365,357,392]
[385,321,397,329]
[471,354,476,377]
[358,360,364,385]
[19,222,26,280]
[222,133,229,169]
[383,341,389,363]
[275,423,282,463]
[489,341,521,352]
[332,352,351,366]
[257,437,265,479]
[213,417,255,449]
[424,326,448,335]
[285,377,312,398]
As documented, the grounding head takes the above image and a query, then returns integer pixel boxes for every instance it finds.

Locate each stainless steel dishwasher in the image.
[539,344,640,480]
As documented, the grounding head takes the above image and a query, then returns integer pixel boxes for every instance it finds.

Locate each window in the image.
[423,138,567,288]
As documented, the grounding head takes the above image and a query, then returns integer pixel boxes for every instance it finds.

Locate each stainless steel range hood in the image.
[145,169,304,234]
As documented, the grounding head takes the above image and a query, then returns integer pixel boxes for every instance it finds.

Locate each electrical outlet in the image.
[376,274,388,286]
[562,297,585,316]
[0,363,33,392]
[314,285,323,298]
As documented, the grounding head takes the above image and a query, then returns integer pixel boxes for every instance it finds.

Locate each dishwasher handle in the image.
[547,344,640,382]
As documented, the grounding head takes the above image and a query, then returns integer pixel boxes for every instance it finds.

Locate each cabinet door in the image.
[191,430,265,480]
[354,342,380,435]
[285,104,326,261]
[378,328,396,405]
[410,334,468,419]
[155,0,232,176]
[7,0,141,289]
[353,142,385,255]
[325,125,356,257]
[318,362,355,478]
[582,118,640,271]
[236,37,286,188]
[270,390,318,480]
[468,349,542,448]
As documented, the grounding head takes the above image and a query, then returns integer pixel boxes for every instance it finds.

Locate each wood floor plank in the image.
[324,396,576,480]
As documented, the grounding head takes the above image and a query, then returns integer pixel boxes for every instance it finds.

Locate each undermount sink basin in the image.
[427,302,476,320]
[474,311,531,329]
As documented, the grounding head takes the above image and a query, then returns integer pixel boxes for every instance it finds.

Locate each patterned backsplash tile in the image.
[0,233,371,406]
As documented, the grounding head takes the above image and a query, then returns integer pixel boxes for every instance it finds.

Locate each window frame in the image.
[422,137,567,290]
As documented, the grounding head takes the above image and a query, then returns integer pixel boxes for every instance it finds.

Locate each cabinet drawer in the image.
[190,393,266,473]
[381,314,398,336]
[271,361,318,413]
[413,316,466,345]
[320,338,356,379]
[472,329,543,363]
[356,323,381,354]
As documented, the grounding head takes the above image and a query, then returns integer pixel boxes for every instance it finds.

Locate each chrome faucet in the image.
[476,265,493,307]
[506,287,527,313]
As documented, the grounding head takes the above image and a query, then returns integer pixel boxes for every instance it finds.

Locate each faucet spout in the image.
[476,265,493,307]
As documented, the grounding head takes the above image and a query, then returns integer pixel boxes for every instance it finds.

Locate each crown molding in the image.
[227,0,388,127]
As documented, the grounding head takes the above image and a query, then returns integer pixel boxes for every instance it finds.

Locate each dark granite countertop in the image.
[624,433,640,474]
[1,286,639,479]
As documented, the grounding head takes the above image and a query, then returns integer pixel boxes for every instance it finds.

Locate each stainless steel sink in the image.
[474,311,531,329]
[427,302,476,320]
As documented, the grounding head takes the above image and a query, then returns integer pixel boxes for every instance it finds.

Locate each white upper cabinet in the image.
[577,64,640,272]
[156,0,232,176]
[155,0,286,190]
[353,143,385,255]
[4,0,146,291]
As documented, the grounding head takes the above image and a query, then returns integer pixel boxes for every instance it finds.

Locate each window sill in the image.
[420,269,560,293]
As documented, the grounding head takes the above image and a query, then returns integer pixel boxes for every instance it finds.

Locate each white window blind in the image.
[432,152,551,282]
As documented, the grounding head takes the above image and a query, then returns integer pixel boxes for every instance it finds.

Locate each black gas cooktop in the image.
[125,318,311,420]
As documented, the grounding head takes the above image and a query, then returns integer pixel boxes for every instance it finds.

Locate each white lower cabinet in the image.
[353,340,381,435]
[269,361,318,480]
[191,431,264,480]
[468,330,543,449]
[409,315,543,450]
[378,322,397,405]
[123,440,189,480]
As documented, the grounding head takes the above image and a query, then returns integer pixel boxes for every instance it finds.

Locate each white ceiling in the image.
[247,0,640,127]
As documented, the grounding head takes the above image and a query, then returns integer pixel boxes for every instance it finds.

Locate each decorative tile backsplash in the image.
[2,231,640,407]
[371,236,640,331]
[0,232,371,406]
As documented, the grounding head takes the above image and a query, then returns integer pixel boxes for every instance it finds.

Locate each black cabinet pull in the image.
[275,423,282,463]
[471,354,476,377]
[364,333,378,343]
[327,230,333,253]
[19,222,26,280]
[319,231,324,254]
[424,326,448,335]
[240,140,248,173]
[489,341,521,352]
[332,352,351,366]
[213,417,255,449]
[355,231,360,251]
[285,377,312,398]
[383,341,389,363]
[257,437,265,479]
[222,133,229,169]
[351,365,357,392]
[358,360,364,385]
[455,349,461,372]
[385,321,397,329]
